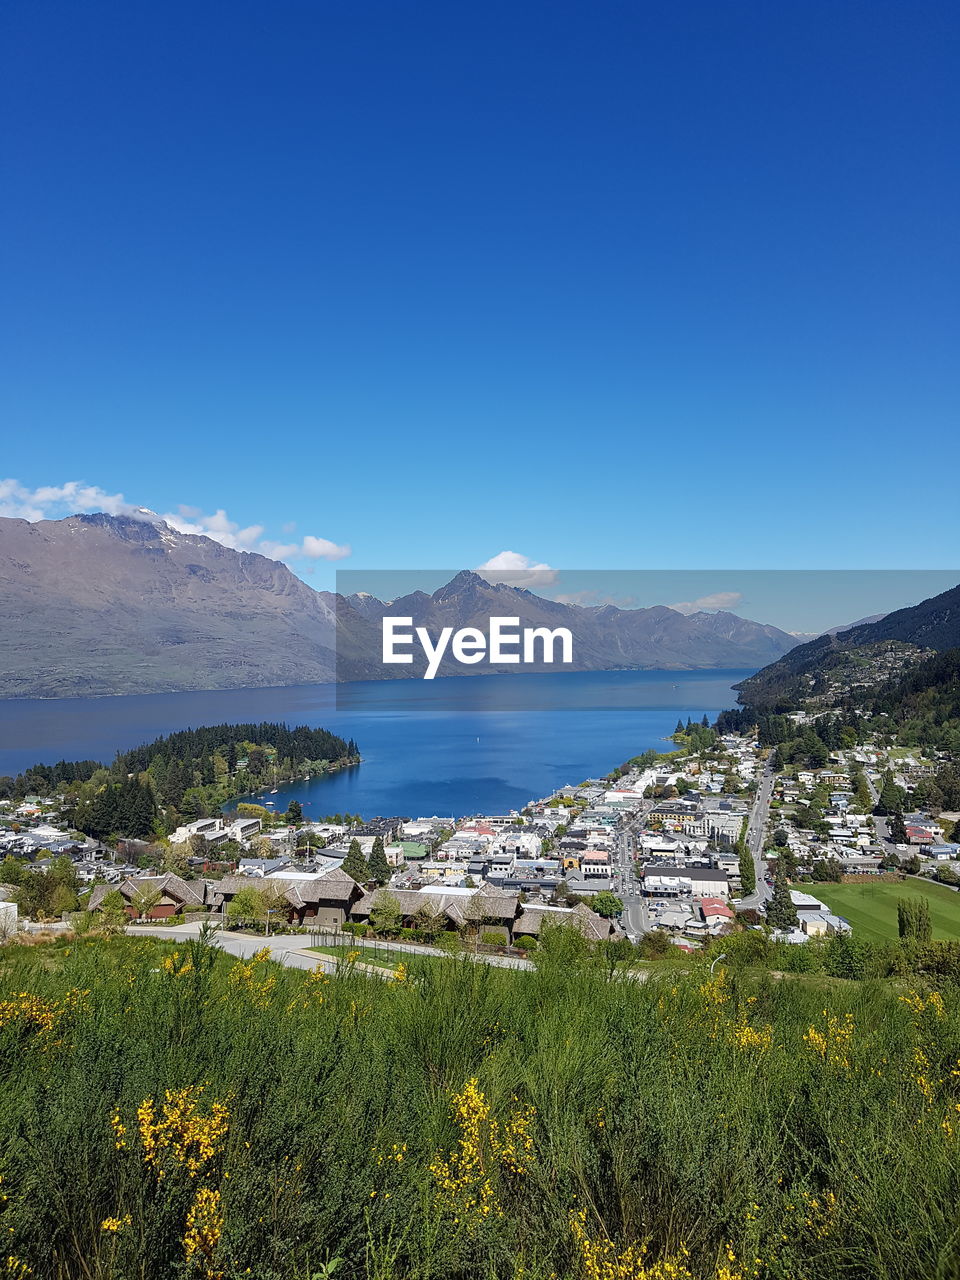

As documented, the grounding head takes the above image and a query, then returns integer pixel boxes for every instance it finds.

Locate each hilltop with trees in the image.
[0,722,359,843]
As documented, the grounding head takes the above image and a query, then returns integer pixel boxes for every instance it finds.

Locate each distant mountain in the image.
[0,513,800,698]
[336,569,799,680]
[827,612,887,635]
[735,583,960,708]
[0,513,349,697]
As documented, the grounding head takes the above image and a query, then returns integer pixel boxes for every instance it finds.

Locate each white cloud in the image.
[0,478,143,522]
[301,534,352,561]
[0,478,351,566]
[259,535,352,562]
[668,591,743,615]
[476,550,557,589]
[163,507,265,551]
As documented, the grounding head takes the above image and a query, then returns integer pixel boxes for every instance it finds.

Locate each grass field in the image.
[308,942,435,968]
[813,877,960,941]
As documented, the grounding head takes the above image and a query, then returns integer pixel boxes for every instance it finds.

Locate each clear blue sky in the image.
[1,0,957,593]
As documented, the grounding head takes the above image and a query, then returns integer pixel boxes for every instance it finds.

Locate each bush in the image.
[481,930,505,946]
[3,932,960,1280]
[514,935,538,951]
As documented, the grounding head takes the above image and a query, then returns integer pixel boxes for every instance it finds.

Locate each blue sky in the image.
[1,0,957,601]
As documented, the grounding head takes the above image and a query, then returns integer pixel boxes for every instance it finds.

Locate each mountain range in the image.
[735,582,960,708]
[0,512,808,698]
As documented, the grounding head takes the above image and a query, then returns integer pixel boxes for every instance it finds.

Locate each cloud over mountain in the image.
[0,479,350,566]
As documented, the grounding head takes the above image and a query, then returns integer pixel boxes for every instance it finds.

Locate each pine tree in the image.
[701,713,710,728]
[674,719,684,735]
[341,838,370,884]
[766,873,799,931]
[368,835,391,884]
[889,812,908,844]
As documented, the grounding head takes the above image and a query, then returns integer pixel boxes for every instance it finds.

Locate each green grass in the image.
[813,877,960,941]
[3,933,960,1279]
[308,943,433,969]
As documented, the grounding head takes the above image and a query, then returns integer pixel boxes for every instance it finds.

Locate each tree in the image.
[131,884,162,920]
[226,884,287,929]
[889,812,908,844]
[369,890,403,936]
[594,936,640,979]
[412,903,447,939]
[638,929,672,959]
[286,800,303,823]
[97,890,129,936]
[591,891,623,919]
[368,836,391,885]
[772,828,788,847]
[0,855,26,886]
[898,897,932,941]
[341,838,370,885]
[159,842,190,875]
[737,825,756,896]
[49,883,79,917]
[776,845,798,880]
[875,771,905,817]
[766,874,799,931]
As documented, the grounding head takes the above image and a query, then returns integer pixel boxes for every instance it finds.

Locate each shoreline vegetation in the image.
[0,722,360,842]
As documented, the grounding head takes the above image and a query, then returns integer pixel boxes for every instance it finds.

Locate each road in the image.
[126,922,533,971]
[864,771,895,853]
[609,803,653,939]
[735,759,775,911]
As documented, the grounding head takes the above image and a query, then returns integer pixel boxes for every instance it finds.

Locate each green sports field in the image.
[813,878,960,942]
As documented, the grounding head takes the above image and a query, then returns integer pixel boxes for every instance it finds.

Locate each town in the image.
[3,713,959,964]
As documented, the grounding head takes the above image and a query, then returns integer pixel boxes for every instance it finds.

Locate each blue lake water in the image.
[0,670,750,818]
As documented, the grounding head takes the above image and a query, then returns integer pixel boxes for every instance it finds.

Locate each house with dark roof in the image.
[86,872,206,919]
[208,867,362,927]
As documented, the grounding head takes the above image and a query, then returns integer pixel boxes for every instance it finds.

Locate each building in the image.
[86,872,206,919]
[640,864,730,899]
[209,867,362,927]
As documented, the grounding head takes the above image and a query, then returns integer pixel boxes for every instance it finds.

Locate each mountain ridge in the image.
[0,513,802,698]
[735,582,960,708]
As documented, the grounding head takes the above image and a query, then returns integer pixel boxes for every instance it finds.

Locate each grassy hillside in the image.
[813,879,960,942]
[2,934,960,1279]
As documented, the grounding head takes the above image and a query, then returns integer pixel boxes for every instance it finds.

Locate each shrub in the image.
[1,933,959,1280]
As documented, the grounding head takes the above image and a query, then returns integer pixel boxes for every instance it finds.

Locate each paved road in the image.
[736,760,775,910]
[611,804,652,938]
[126,922,533,971]
[864,771,895,852]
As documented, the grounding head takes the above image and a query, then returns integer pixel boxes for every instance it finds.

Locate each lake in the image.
[0,669,750,818]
